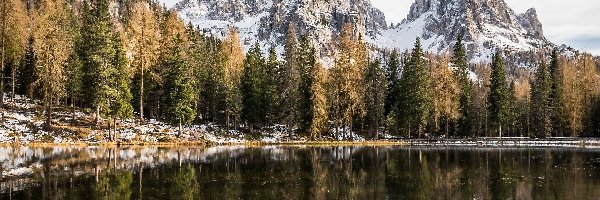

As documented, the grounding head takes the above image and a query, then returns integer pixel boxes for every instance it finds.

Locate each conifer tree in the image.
[452,34,475,136]
[298,35,318,133]
[241,42,266,129]
[80,0,117,124]
[429,55,459,137]
[364,59,387,139]
[18,37,37,98]
[127,1,161,121]
[548,49,562,136]
[32,0,73,129]
[65,49,83,123]
[487,51,509,137]
[398,38,430,138]
[531,60,552,138]
[221,28,244,130]
[105,33,133,141]
[1,0,27,107]
[310,63,328,139]
[264,46,280,124]
[280,24,300,137]
[163,34,195,136]
[331,23,366,140]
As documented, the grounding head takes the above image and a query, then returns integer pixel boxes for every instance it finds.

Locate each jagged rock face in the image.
[375,0,552,62]
[173,0,387,63]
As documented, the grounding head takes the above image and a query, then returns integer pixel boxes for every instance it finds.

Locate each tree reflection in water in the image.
[1,146,599,199]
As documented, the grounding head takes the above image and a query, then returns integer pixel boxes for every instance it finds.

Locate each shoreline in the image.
[1,137,599,148]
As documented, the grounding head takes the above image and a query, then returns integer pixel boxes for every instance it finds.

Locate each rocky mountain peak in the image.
[375,0,551,62]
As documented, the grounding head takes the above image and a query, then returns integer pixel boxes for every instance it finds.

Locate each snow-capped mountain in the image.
[164,0,556,63]
[172,0,386,64]
[375,0,551,62]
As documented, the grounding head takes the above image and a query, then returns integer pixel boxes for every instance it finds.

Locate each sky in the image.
[371,0,600,55]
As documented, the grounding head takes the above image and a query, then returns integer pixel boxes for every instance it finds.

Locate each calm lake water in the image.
[1,146,599,199]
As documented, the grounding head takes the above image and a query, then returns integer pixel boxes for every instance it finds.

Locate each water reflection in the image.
[1,146,599,199]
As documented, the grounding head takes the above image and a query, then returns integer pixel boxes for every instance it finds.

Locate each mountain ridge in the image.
[164,0,574,63]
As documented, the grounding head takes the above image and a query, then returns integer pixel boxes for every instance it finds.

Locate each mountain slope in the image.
[173,0,386,64]
[373,0,551,62]
[165,0,560,63]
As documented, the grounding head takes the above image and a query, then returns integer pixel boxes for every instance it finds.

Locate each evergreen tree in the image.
[80,0,117,124]
[280,24,300,137]
[531,60,552,138]
[487,51,510,137]
[364,59,387,139]
[452,34,475,137]
[18,37,37,98]
[163,34,195,136]
[65,49,83,123]
[384,50,401,133]
[264,46,280,124]
[548,49,562,136]
[105,33,133,141]
[241,42,266,129]
[298,35,318,133]
[398,38,430,138]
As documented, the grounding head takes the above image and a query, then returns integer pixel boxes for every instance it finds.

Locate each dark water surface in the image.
[1,146,600,199]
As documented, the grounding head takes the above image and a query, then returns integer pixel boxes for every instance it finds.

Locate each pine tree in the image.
[298,35,318,133]
[280,24,300,137]
[364,59,387,139]
[487,51,510,137]
[384,50,402,135]
[80,0,117,124]
[241,42,266,129]
[531,60,552,138]
[163,34,195,136]
[452,34,475,137]
[264,46,280,125]
[105,33,133,141]
[18,37,37,98]
[65,49,83,123]
[548,49,562,136]
[398,38,430,138]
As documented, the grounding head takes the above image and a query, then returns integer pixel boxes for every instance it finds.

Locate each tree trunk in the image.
[95,106,100,125]
[11,67,15,103]
[108,119,112,142]
[499,124,502,138]
[71,96,76,125]
[178,120,182,138]
[114,118,118,141]
[1,2,5,110]
[45,95,52,130]
[139,61,144,122]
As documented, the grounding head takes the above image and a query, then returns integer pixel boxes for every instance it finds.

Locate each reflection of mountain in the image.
[2,146,600,199]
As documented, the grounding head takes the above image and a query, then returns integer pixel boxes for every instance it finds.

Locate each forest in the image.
[1,0,600,141]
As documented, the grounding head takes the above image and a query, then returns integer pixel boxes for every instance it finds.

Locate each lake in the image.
[1,146,599,199]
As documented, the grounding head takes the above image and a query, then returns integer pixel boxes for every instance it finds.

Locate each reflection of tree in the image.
[94,169,133,200]
[169,164,199,200]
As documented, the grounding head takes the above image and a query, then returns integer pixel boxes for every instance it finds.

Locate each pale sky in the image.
[371,0,600,55]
